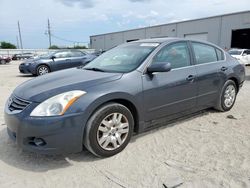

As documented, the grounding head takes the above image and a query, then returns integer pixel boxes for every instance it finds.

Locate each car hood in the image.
[14,68,123,102]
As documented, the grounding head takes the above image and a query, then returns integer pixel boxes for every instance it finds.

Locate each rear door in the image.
[142,41,197,122]
[190,41,227,108]
[69,51,87,68]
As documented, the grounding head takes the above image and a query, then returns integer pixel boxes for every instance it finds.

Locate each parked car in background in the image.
[19,50,97,76]
[228,49,250,65]
[91,49,106,56]
[5,38,245,157]
[0,55,11,64]
[12,53,35,60]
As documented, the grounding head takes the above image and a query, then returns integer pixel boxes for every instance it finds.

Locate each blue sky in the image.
[0,0,249,49]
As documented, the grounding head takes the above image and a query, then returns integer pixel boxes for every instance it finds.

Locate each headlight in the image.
[30,90,86,117]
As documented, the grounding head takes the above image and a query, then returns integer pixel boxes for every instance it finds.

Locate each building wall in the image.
[90,11,250,51]
[176,17,221,45]
[220,11,250,49]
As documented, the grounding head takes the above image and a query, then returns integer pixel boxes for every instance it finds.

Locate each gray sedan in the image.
[19,50,96,76]
[4,38,245,157]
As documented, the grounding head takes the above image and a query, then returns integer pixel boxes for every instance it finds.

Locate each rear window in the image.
[192,42,217,64]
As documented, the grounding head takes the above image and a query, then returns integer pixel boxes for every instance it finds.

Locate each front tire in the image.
[215,80,237,112]
[36,65,50,76]
[84,103,134,157]
[0,59,6,64]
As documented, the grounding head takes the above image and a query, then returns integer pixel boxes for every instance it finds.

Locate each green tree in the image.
[73,45,87,49]
[0,41,17,49]
[49,45,59,49]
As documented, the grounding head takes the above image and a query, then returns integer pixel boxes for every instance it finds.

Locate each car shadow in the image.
[0,108,216,172]
[0,127,100,172]
[130,108,214,143]
[16,74,35,78]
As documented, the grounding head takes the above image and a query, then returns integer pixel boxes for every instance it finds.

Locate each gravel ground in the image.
[0,61,250,188]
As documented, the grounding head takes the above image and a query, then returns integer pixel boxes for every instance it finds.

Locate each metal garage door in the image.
[184,33,208,41]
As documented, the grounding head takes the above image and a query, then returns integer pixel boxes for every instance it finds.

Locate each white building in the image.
[90,11,250,51]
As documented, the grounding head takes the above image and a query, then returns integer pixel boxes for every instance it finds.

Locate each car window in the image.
[152,42,191,69]
[244,50,250,55]
[216,48,224,61]
[228,50,242,55]
[71,51,85,57]
[192,42,217,64]
[54,51,71,58]
[84,42,157,73]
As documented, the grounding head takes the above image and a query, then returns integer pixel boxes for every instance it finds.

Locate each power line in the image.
[44,20,88,46]
[51,33,88,44]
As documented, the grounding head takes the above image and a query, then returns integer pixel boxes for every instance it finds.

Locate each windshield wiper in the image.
[83,67,106,72]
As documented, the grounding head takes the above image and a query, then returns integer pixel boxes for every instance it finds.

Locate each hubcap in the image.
[38,66,49,75]
[224,85,236,108]
[97,113,129,151]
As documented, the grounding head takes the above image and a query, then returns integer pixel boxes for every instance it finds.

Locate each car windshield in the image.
[228,50,242,55]
[84,42,159,73]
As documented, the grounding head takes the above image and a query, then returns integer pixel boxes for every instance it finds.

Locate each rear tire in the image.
[36,65,50,76]
[215,80,237,112]
[84,103,134,157]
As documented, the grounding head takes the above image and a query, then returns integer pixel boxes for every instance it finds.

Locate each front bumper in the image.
[19,64,35,74]
[4,100,87,155]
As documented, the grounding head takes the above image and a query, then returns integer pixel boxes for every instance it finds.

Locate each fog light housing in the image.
[33,138,46,146]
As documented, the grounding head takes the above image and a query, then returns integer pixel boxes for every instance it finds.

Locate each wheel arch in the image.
[36,63,51,71]
[82,94,141,135]
[227,76,239,92]
[104,98,140,133]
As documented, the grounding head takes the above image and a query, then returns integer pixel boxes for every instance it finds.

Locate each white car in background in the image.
[228,49,250,65]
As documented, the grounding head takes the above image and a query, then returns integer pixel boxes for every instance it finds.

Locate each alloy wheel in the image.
[224,84,236,108]
[97,113,129,151]
[38,66,49,75]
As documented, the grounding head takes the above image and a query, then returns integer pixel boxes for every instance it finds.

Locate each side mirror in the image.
[147,63,171,73]
[51,55,56,59]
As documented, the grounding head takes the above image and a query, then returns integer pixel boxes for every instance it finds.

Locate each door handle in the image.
[186,75,195,81]
[221,66,228,71]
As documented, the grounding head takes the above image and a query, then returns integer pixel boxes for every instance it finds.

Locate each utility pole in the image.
[17,21,23,49]
[48,19,52,48]
[16,36,19,49]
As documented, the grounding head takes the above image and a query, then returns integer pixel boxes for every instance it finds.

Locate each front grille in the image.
[8,96,31,112]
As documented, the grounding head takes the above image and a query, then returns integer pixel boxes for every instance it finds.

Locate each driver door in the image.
[142,42,197,122]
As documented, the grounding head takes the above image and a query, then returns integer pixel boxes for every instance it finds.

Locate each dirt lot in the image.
[0,61,250,188]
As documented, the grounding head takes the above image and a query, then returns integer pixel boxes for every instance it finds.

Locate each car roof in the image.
[229,48,249,51]
[132,37,180,44]
[54,49,83,53]
[132,37,218,46]
[131,37,223,50]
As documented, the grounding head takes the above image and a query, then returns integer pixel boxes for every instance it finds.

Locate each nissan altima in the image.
[4,38,245,157]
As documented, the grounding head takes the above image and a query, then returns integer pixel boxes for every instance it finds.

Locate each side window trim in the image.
[190,41,221,65]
